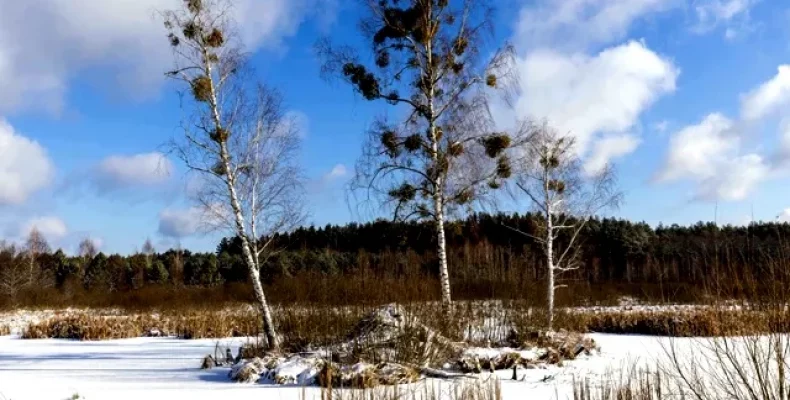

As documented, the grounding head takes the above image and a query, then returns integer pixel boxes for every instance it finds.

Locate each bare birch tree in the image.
[319,0,514,307]
[511,123,622,330]
[161,0,303,349]
[142,239,156,259]
[78,238,98,260]
[0,242,27,298]
[25,227,51,287]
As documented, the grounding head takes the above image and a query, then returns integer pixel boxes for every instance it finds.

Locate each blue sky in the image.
[1,0,790,254]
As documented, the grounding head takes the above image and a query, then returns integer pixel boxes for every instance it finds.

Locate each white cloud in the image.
[657,113,737,181]
[0,119,54,205]
[507,40,677,164]
[741,65,790,121]
[0,0,335,114]
[779,119,790,161]
[515,0,675,50]
[696,154,767,201]
[158,207,204,238]
[584,134,641,174]
[95,152,172,190]
[324,164,348,181]
[504,0,679,172]
[778,208,790,222]
[657,113,768,201]
[19,216,68,241]
[654,120,670,133]
[693,0,756,37]
[158,204,227,238]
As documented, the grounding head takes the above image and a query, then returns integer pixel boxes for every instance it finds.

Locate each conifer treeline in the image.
[2,213,788,304]
[260,213,790,286]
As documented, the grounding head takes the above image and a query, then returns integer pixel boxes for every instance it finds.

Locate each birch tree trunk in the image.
[220,141,279,349]
[325,0,512,311]
[545,187,555,331]
[161,0,303,351]
[427,28,452,307]
[206,58,279,350]
[435,196,452,306]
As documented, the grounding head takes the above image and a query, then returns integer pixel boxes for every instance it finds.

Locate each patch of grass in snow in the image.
[19,299,790,344]
[556,308,790,337]
[21,311,261,340]
[573,370,667,400]
[311,378,502,400]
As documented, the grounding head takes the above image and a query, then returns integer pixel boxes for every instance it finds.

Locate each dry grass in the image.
[558,309,790,337]
[318,362,421,389]
[573,371,668,400]
[18,301,790,343]
[21,310,261,340]
[314,378,501,400]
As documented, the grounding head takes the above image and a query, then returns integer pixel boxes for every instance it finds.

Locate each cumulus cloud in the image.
[502,0,679,173]
[0,0,335,114]
[158,207,205,239]
[657,113,737,181]
[514,0,674,51]
[158,204,227,238]
[0,119,55,205]
[506,41,677,165]
[19,216,68,241]
[655,63,790,202]
[585,134,641,175]
[696,154,768,201]
[656,113,768,201]
[779,120,790,162]
[778,208,790,222]
[94,152,172,191]
[741,65,790,121]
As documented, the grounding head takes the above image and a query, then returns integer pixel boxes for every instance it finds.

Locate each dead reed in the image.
[18,301,790,343]
[313,377,502,400]
[573,370,668,400]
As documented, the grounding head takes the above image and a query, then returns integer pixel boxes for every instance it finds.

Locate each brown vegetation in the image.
[22,310,260,340]
[18,300,790,343]
[311,378,502,400]
[573,370,666,400]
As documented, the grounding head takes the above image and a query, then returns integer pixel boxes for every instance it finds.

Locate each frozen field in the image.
[0,333,668,400]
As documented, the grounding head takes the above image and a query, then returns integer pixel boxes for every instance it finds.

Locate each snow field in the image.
[0,333,667,400]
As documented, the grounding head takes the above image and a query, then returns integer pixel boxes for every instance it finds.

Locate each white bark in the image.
[204,52,279,350]
[220,141,279,349]
[426,23,452,307]
[545,192,555,331]
[512,124,620,332]
[543,160,556,331]
[436,196,452,305]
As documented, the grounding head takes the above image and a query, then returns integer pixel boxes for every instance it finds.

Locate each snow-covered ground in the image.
[1,304,775,399]
[0,333,669,400]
